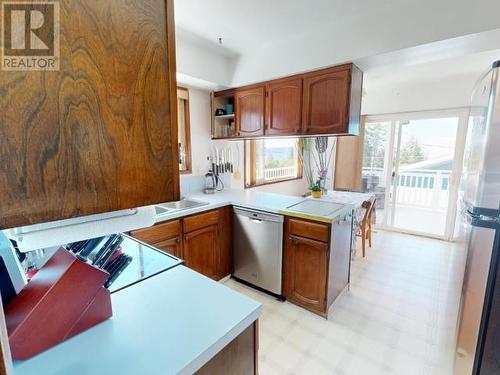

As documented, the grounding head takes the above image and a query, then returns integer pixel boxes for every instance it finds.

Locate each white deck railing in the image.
[256,166,296,181]
[362,168,451,211]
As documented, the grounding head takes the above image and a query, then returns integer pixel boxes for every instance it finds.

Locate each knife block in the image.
[4,247,112,360]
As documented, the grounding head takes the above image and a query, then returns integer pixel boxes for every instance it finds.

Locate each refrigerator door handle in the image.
[471,215,500,230]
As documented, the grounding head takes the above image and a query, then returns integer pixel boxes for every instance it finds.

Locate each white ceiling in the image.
[174,0,400,56]
[175,0,500,89]
[364,49,500,87]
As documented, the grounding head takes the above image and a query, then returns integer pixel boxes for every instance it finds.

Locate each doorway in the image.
[362,109,468,240]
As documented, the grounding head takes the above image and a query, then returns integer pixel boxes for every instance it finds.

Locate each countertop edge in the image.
[179,304,262,375]
[153,193,357,224]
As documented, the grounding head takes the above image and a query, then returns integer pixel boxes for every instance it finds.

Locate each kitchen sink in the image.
[154,206,170,215]
[155,199,209,215]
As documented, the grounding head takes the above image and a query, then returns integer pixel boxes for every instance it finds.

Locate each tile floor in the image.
[225,230,466,375]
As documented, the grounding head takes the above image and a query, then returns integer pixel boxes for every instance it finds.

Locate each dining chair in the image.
[357,198,376,257]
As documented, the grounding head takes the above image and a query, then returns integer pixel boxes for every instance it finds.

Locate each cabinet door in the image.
[0,0,179,228]
[284,235,328,313]
[131,220,182,244]
[302,67,350,135]
[217,206,233,279]
[154,236,182,258]
[266,78,303,136]
[235,87,265,137]
[183,225,219,279]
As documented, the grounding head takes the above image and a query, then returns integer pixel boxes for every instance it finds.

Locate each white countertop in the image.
[13,266,261,375]
[155,190,304,223]
[154,189,368,224]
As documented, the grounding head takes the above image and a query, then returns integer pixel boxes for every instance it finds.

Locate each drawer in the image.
[287,218,330,242]
[131,219,182,244]
[183,209,220,233]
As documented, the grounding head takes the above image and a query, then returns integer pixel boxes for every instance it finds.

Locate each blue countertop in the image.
[13,266,261,375]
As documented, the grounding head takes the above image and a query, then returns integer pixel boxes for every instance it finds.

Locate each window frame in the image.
[244,138,303,188]
[177,86,192,174]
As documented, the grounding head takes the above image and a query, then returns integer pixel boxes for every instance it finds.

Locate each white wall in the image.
[176,31,237,88]
[361,49,500,115]
[181,87,310,196]
[362,73,478,115]
[230,1,500,86]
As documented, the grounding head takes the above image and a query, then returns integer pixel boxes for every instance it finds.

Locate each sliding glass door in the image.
[363,110,468,239]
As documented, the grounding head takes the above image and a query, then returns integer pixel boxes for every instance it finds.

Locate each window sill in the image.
[245,176,303,189]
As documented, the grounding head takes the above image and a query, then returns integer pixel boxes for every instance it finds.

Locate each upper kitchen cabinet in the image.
[266,78,303,136]
[302,64,362,136]
[235,86,266,137]
[0,0,179,228]
[211,63,362,139]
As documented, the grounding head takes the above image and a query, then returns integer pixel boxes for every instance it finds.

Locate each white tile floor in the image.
[225,230,466,375]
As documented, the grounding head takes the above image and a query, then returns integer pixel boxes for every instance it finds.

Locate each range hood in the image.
[2,206,156,253]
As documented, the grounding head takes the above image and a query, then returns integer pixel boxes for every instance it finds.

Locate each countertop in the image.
[154,189,366,224]
[13,265,262,375]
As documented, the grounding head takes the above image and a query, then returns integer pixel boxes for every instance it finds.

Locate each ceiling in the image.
[364,49,500,87]
[175,0,500,91]
[174,0,400,56]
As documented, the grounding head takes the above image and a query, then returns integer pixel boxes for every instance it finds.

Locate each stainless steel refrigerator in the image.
[454,60,500,375]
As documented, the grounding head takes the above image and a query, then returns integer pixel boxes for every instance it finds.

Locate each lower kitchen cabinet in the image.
[153,236,183,258]
[196,321,258,375]
[183,225,219,280]
[284,235,328,313]
[130,207,232,281]
[130,220,182,258]
[283,216,352,317]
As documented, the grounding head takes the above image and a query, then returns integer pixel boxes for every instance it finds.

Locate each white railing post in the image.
[431,172,442,209]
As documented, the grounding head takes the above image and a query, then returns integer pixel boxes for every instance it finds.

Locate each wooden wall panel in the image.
[0,296,11,375]
[0,0,179,228]
[334,116,365,191]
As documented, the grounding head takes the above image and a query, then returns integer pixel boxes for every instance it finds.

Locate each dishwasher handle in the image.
[233,206,284,223]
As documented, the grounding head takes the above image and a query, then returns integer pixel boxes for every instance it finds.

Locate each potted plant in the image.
[310,183,322,198]
[295,137,335,197]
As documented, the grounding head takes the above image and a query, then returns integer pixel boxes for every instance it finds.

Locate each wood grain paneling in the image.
[0,296,11,375]
[217,206,233,279]
[183,224,218,279]
[265,78,302,135]
[196,323,256,375]
[131,220,182,244]
[288,218,330,242]
[153,236,182,258]
[334,116,365,191]
[302,66,350,135]
[284,234,328,314]
[0,0,179,228]
[183,209,219,233]
[236,86,265,137]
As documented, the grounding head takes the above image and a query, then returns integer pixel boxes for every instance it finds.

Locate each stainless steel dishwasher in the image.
[233,207,284,298]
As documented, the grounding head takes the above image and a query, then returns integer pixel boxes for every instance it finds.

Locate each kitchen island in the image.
[13,265,261,375]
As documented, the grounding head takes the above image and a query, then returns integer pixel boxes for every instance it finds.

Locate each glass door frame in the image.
[365,108,469,241]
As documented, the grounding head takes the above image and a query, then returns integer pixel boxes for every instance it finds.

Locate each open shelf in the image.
[212,90,236,138]
[215,114,235,119]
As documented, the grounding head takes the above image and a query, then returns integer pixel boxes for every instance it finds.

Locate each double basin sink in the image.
[154,199,209,216]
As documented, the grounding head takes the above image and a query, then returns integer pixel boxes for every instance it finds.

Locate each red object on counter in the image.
[5,248,112,360]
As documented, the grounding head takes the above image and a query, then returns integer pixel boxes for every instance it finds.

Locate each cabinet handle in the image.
[176,238,181,244]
